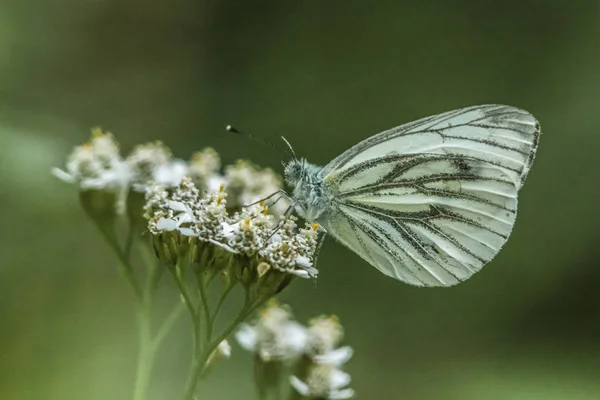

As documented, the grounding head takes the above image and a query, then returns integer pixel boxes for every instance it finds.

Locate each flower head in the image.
[52,127,128,190]
[290,364,355,399]
[144,178,320,290]
[224,160,287,214]
[187,148,222,191]
[305,315,345,356]
[127,141,186,191]
[145,179,198,235]
[236,300,307,362]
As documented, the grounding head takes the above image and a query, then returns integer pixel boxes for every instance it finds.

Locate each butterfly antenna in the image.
[280,136,297,160]
[226,125,293,159]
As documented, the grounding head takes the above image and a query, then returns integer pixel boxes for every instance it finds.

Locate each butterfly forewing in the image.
[319,105,540,287]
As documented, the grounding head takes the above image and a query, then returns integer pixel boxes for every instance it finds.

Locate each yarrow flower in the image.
[225,160,287,213]
[236,303,355,399]
[290,315,354,399]
[305,315,346,357]
[142,176,323,398]
[126,141,186,192]
[187,148,224,192]
[235,300,307,362]
[51,126,362,400]
[52,128,288,219]
[290,364,355,400]
[235,300,308,399]
[52,127,128,190]
[144,177,320,293]
[52,128,131,218]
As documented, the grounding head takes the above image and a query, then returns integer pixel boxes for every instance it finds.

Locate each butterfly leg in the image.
[249,194,294,225]
[242,189,292,207]
[249,196,283,220]
[264,203,296,242]
[312,224,328,269]
[262,194,289,210]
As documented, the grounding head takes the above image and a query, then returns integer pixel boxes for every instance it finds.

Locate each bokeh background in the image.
[2,1,600,399]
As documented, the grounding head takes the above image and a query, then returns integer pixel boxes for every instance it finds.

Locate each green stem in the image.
[152,301,186,350]
[181,294,271,400]
[170,263,204,400]
[180,272,210,400]
[212,282,235,325]
[170,266,197,319]
[132,300,153,400]
[124,219,137,261]
[95,222,156,400]
[97,224,144,303]
[90,206,182,400]
[197,273,212,345]
[139,241,166,293]
[131,235,163,400]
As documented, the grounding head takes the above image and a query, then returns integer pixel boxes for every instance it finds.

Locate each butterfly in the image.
[282,104,540,287]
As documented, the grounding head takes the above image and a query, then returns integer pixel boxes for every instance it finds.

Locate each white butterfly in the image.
[282,104,541,287]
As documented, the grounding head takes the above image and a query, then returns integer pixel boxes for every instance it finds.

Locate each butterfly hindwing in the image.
[319,105,540,286]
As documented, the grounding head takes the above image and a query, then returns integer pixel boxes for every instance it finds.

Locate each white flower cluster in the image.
[236,301,307,361]
[53,128,283,213]
[225,160,284,211]
[144,177,319,279]
[51,128,128,190]
[291,316,354,399]
[126,140,186,191]
[236,302,354,399]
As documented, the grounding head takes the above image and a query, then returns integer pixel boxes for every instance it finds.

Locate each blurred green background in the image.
[2,1,600,399]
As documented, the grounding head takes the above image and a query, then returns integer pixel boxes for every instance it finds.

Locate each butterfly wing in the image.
[319,105,540,287]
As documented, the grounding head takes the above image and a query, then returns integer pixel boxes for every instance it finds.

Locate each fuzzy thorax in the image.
[283,159,328,222]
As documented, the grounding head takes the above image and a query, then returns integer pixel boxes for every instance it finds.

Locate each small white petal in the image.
[330,369,352,390]
[100,168,126,186]
[289,376,310,396]
[132,182,148,192]
[270,234,282,243]
[79,179,108,189]
[314,346,354,366]
[113,162,132,183]
[330,388,355,399]
[218,340,232,358]
[289,269,311,278]
[207,175,227,191]
[306,266,319,276]
[154,160,187,187]
[178,227,197,236]
[295,255,313,267]
[174,212,194,225]
[167,200,188,212]
[156,218,178,231]
[282,322,308,355]
[259,348,276,362]
[221,222,236,238]
[235,324,258,351]
[51,168,75,183]
[207,239,238,253]
[290,264,318,279]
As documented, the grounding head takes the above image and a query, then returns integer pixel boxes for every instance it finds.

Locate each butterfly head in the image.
[283,158,306,187]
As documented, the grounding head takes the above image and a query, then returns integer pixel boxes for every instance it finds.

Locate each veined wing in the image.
[320,105,541,286]
[321,104,540,190]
